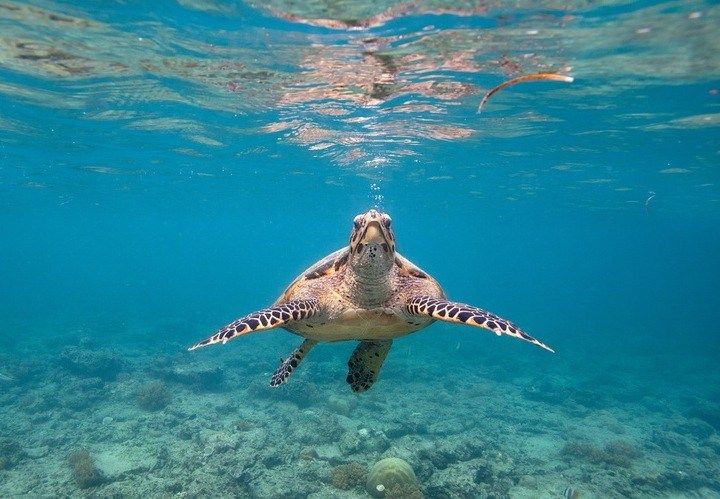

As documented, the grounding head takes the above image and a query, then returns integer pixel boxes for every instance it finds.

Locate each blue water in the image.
[1,1,719,497]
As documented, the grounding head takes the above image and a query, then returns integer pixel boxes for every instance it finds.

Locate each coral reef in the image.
[135,380,172,411]
[687,400,720,432]
[1,327,719,498]
[629,469,716,495]
[327,394,357,416]
[561,439,641,468]
[602,440,642,467]
[330,461,368,490]
[18,392,59,415]
[0,439,25,470]
[366,457,419,498]
[61,377,106,411]
[246,378,321,408]
[561,441,603,462]
[418,440,486,471]
[0,359,42,384]
[298,447,319,461]
[59,346,125,381]
[295,412,344,445]
[68,450,104,488]
[148,356,225,391]
[340,427,390,455]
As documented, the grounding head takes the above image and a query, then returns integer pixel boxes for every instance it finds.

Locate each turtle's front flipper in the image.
[270,339,317,387]
[347,340,392,393]
[188,299,320,351]
[406,297,554,353]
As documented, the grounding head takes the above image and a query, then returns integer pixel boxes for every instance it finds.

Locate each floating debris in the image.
[478,73,574,113]
[645,191,656,212]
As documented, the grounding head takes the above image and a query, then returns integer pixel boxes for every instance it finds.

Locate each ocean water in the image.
[1,0,719,497]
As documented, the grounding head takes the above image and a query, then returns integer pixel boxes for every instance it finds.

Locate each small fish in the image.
[564,487,581,499]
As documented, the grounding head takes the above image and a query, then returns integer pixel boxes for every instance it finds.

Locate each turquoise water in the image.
[1,0,719,497]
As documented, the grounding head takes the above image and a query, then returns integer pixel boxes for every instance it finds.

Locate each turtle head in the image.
[348,209,395,276]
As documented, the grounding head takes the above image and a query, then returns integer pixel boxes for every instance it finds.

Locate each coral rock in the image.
[366,457,420,498]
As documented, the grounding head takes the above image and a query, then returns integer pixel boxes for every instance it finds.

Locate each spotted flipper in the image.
[188,299,320,351]
[270,339,317,387]
[406,297,554,353]
[347,340,392,393]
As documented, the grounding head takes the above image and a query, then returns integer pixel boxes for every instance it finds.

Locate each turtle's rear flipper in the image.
[347,340,392,393]
[406,296,554,352]
[270,339,317,387]
[188,299,320,351]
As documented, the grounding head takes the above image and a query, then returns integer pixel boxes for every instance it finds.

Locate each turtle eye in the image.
[353,219,362,230]
[383,217,392,228]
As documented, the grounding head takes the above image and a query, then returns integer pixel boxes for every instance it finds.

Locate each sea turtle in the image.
[189,209,553,392]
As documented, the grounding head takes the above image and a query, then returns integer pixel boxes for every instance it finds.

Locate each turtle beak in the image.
[361,221,388,244]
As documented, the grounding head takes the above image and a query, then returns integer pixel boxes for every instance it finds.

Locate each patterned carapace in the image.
[189,209,553,392]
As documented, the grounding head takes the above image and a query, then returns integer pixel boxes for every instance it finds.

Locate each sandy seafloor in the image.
[1,323,718,498]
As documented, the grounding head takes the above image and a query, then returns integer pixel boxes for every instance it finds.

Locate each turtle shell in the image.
[274,247,349,305]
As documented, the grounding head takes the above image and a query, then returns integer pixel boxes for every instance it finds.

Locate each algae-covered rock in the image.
[366,457,419,498]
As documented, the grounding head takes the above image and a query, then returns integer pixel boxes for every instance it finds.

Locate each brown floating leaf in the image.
[477,72,574,113]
